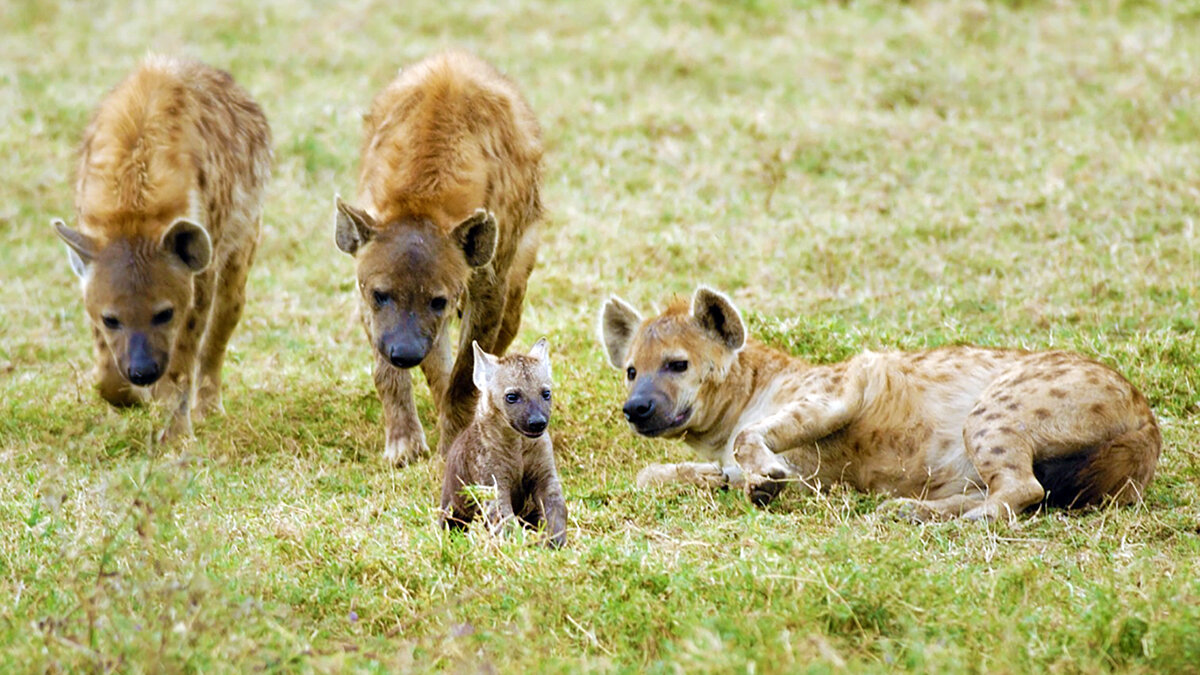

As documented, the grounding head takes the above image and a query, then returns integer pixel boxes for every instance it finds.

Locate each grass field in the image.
[2,0,1199,671]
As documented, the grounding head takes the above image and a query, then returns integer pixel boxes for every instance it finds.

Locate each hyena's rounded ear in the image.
[453,209,498,268]
[52,218,96,278]
[161,218,213,273]
[471,340,498,392]
[600,295,642,369]
[529,336,550,361]
[692,286,745,352]
[334,194,376,256]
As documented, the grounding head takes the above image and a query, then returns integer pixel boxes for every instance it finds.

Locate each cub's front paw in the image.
[156,411,194,444]
[383,433,430,466]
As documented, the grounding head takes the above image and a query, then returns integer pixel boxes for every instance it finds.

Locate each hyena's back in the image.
[358,50,542,251]
[77,54,271,248]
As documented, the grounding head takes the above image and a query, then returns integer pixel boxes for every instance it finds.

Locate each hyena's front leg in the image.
[92,325,149,407]
[155,268,216,442]
[374,351,430,466]
[733,393,859,505]
[194,241,256,420]
[635,462,737,490]
[533,473,568,548]
[440,271,505,449]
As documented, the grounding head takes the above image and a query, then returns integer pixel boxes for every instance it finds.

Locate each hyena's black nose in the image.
[127,361,161,386]
[526,418,548,435]
[387,344,424,369]
[623,397,655,423]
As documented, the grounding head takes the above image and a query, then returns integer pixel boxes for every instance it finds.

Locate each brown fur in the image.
[53,55,271,441]
[440,339,566,547]
[601,287,1161,521]
[334,50,543,465]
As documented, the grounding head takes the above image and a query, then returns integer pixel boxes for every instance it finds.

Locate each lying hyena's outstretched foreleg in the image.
[636,462,743,490]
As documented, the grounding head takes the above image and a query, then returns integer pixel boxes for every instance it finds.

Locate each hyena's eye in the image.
[152,308,174,326]
[102,315,120,330]
[504,392,521,404]
[666,360,688,373]
[626,366,636,381]
[430,296,448,313]
[541,389,551,401]
[371,289,391,308]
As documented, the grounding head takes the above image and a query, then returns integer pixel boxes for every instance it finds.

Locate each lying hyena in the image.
[52,55,271,441]
[441,338,566,547]
[600,287,1161,521]
[334,50,543,465]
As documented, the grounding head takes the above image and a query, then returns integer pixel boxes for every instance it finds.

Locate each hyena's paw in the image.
[97,376,150,408]
[743,470,788,507]
[383,433,430,467]
[192,386,224,422]
[635,463,728,489]
[156,411,194,444]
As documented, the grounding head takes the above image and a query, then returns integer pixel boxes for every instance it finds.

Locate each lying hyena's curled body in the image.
[334,50,543,465]
[601,287,1161,521]
[52,55,271,441]
[441,338,567,548]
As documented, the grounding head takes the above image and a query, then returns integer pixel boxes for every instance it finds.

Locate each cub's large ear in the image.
[600,295,643,369]
[334,195,376,255]
[52,218,96,278]
[453,209,498,268]
[471,340,498,392]
[692,286,745,352]
[528,337,550,375]
[161,218,213,273]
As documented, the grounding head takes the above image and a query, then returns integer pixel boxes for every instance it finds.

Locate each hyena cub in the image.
[334,50,544,465]
[440,339,567,547]
[601,287,1161,522]
[52,55,271,441]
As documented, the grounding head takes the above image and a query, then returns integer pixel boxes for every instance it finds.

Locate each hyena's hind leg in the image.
[194,238,257,420]
[960,354,1160,521]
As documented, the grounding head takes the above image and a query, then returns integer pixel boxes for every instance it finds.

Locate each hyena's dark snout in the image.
[623,396,656,424]
[125,333,164,386]
[379,329,430,369]
[514,407,550,438]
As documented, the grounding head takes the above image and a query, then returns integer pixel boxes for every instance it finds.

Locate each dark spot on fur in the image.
[187,317,197,331]
[996,394,1011,403]
[985,413,1002,421]
[973,428,989,439]
[1003,463,1021,472]
[997,426,1016,435]
[1090,403,1107,416]
[941,439,953,451]
[1034,408,1051,420]
[1049,388,1067,398]
[1007,402,1021,411]
[990,446,1007,455]
[970,407,987,417]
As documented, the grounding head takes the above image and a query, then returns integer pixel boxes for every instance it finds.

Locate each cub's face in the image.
[53,218,212,387]
[334,198,498,369]
[600,287,746,438]
[473,339,553,438]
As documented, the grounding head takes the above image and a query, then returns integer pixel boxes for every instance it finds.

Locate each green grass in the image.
[2,0,1198,671]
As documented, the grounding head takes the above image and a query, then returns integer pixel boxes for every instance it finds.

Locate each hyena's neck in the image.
[685,341,812,449]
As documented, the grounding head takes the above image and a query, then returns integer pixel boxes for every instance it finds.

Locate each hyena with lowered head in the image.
[601,287,1161,522]
[333,50,544,465]
[440,338,566,548]
[52,55,271,441]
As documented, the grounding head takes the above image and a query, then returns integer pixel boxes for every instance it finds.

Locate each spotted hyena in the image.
[52,55,271,442]
[440,338,566,547]
[334,50,543,465]
[600,287,1161,521]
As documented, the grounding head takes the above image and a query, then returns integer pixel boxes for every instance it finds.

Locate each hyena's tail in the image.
[1034,418,1162,509]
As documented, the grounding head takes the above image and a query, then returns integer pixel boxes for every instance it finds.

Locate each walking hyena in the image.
[52,55,271,442]
[334,50,543,465]
[600,287,1161,521]
[440,339,566,547]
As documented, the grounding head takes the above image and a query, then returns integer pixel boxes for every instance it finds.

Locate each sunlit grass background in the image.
[1,0,1198,671]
